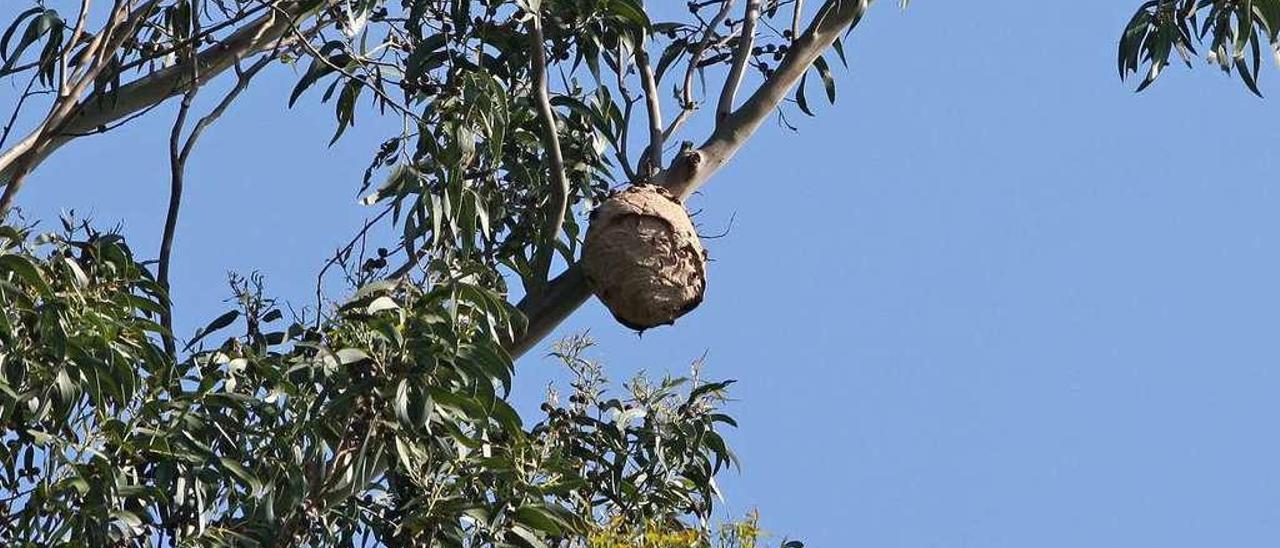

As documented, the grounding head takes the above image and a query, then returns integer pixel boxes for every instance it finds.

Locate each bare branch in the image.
[665,0,869,200]
[716,0,761,123]
[161,86,198,357]
[160,57,272,356]
[179,59,274,168]
[616,97,640,182]
[61,0,94,97]
[316,205,394,323]
[635,39,664,178]
[613,47,640,182]
[0,74,45,152]
[527,15,570,294]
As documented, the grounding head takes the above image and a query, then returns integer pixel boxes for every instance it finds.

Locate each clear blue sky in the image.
[8,1,1280,546]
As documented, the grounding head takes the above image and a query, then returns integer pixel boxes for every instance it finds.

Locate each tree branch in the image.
[161,86,198,357]
[792,0,805,38]
[716,0,761,123]
[61,0,95,98]
[635,38,664,178]
[0,0,147,217]
[506,0,872,360]
[160,57,272,356]
[0,74,44,153]
[527,15,570,295]
[510,265,592,359]
[0,1,326,193]
[613,48,640,182]
[665,0,736,141]
[665,0,868,200]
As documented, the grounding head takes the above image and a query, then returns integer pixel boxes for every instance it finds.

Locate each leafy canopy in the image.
[0,0,882,544]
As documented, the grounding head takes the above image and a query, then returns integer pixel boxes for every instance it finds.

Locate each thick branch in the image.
[716,0,761,122]
[510,266,592,359]
[528,16,570,294]
[664,0,868,200]
[0,0,146,216]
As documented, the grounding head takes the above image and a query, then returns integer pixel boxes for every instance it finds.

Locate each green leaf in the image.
[514,505,570,536]
[289,42,344,107]
[795,73,814,116]
[0,7,43,63]
[0,9,59,75]
[832,36,849,68]
[394,378,411,428]
[185,310,239,350]
[405,33,447,83]
[654,38,688,84]
[219,457,264,495]
[607,0,651,31]
[329,79,363,146]
[1236,54,1263,96]
[508,524,550,548]
[813,55,837,103]
[366,295,400,314]
[0,254,48,293]
[337,348,371,366]
[689,379,736,401]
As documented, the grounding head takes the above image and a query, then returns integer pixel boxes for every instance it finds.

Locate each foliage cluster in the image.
[0,221,760,545]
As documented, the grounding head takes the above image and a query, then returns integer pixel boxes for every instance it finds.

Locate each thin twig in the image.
[666,0,736,141]
[717,0,761,123]
[179,58,274,172]
[0,74,44,152]
[161,86,197,357]
[159,56,272,355]
[315,205,394,323]
[61,0,94,97]
[792,0,805,38]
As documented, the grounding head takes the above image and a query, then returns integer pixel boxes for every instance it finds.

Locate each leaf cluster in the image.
[0,221,752,546]
[1121,0,1280,94]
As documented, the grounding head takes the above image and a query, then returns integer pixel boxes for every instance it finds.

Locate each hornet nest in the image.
[581,184,707,331]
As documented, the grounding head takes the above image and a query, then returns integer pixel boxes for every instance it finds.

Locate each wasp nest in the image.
[581,184,707,331]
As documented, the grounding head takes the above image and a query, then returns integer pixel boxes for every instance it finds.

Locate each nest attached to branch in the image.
[581,185,707,331]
